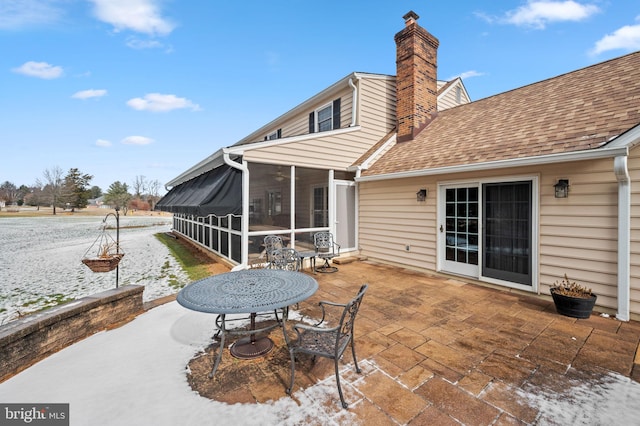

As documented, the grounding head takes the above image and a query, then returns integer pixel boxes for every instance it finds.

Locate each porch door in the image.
[334,181,356,251]
[440,185,480,277]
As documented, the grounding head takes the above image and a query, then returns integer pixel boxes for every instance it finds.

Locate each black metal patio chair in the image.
[285,284,368,409]
[313,231,340,273]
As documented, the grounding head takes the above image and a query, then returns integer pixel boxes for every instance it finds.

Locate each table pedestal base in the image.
[230,336,274,359]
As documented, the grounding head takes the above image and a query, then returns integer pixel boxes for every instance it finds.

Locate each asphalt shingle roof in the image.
[363,51,640,176]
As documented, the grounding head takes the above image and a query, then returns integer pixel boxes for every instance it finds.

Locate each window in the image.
[265,129,281,141]
[317,104,333,132]
[309,98,341,133]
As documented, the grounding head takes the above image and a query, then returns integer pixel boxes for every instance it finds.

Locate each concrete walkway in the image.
[190,260,640,425]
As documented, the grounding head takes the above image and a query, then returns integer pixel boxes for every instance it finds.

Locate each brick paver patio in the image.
[183,260,640,425]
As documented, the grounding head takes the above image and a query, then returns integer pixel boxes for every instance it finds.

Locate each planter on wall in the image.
[550,289,597,319]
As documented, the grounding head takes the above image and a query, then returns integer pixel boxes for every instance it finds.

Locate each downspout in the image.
[348,76,359,127]
[223,149,249,270]
[614,154,630,321]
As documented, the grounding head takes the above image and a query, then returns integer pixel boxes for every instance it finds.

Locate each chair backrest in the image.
[271,248,301,271]
[314,232,335,254]
[338,284,368,341]
[264,235,284,261]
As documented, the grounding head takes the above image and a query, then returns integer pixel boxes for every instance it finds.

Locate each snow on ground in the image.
[1,300,639,425]
[0,215,187,325]
[0,301,357,426]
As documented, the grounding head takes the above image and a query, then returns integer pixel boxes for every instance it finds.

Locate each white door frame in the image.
[333,179,357,252]
[437,176,540,293]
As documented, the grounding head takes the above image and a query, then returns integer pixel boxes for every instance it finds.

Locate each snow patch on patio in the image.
[517,368,640,424]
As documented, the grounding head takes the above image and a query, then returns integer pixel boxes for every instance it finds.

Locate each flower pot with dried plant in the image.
[550,274,597,319]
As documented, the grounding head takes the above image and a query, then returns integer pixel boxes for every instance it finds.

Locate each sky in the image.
[2,1,640,194]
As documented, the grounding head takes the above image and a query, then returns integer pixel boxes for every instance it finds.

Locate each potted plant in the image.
[550,274,597,319]
[82,242,124,273]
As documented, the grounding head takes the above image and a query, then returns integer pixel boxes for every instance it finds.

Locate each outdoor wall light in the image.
[554,179,569,198]
[416,189,427,202]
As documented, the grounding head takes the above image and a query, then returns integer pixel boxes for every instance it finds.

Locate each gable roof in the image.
[361,51,640,178]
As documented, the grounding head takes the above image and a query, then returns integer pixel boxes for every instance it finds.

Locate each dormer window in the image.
[265,129,282,141]
[317,104,333,131]
[309,98,341,133]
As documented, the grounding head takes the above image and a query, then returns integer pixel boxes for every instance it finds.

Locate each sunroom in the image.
[156,150,357,269]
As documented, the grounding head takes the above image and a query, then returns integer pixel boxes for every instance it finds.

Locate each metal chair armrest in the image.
[316,300,348,325]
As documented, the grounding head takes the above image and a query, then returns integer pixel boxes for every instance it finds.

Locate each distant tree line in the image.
[0,167,164,215]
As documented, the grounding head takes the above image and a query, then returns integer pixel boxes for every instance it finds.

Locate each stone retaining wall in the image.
[0,285,144,383]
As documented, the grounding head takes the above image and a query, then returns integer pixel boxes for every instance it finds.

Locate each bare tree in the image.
[0,181,19,209]
[42,166,64,215]
[132,175,146,198]
[146,179,162,210]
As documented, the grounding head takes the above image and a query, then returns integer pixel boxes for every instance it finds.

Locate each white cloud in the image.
[121,136,154,145]
[591,19,640,55]
[459,70,484,80]
[126,93,201,112]
[126,37,164,49]
[12,61,63,79]
[446,70,485,82]
[96,139,112,147]
[89,0,175,36]
[0,0,65,30]
[72,89,108,100]
[504,1,600,29]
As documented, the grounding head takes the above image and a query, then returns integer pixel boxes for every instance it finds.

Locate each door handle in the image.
[439,225,443,232]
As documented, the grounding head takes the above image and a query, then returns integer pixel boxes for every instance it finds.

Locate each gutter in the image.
[166,149,224,188]
[222,149,249,270]
[614,155,631,321]
[356,146,629,182]
[348,76,359,127]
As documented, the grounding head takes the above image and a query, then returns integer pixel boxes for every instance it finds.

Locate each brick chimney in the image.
[394,11,439,142]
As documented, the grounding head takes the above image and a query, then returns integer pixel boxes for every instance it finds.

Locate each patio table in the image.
[297,250,317,273]
[177,268,318,378]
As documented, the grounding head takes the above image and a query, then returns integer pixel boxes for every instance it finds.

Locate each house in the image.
[157,11,640,321]
[156,11,468,263]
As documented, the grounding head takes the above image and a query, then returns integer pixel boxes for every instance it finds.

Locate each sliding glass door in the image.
[439,180,533,288]
[482,181,532,286]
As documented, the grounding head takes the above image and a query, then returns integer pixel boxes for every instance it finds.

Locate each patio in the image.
[1,260,640,425]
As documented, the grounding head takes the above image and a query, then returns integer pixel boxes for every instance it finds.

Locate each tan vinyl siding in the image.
[272,86,353,140]
[243,76,397,170]
[538,158,619,312]
[438,81,470,111]
[244,130,370,169]
[359,176,437,271]
[358,157,640,316]
[359,77,396,133]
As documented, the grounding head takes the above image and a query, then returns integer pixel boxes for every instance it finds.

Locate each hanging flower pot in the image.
[82,251,124,273]
[82,211,124,274]
[550,274,597,319]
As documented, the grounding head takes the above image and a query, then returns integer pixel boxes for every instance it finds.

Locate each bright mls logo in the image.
[1,404,69,425]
